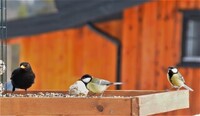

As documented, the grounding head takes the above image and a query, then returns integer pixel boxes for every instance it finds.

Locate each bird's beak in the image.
[20,65,26,69]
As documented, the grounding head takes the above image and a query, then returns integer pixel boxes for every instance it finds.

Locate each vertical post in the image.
[4,0,7,91]
[0,0,7,94]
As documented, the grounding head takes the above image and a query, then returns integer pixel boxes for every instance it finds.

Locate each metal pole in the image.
[0,0,7,94]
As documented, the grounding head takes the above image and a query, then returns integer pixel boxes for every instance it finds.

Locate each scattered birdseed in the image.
[0,92,133,98]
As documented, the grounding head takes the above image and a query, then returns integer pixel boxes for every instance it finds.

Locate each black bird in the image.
[11,62,35,93]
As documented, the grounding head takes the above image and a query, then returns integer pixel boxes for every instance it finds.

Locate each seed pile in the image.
[2,92,73,98]
[0,92,132,98]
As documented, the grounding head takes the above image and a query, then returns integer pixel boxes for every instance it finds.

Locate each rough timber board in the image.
[0,90,189,115]
[0,97,132,115]
[134,90,189,115]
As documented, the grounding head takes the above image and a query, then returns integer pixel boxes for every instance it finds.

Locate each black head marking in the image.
[167,66,178,78]
[80,74,92,85]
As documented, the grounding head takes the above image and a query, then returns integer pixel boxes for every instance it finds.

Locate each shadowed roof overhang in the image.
[7,0,150,38]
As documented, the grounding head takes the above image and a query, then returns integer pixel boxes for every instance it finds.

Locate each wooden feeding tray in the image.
[0,90,189,115]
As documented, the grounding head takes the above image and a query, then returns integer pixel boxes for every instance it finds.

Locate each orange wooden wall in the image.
[8,20,122,91]
[121,0,200,115]
[7,0,200,115]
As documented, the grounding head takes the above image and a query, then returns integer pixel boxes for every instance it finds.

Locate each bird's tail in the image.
[112,82,123,85]
[183,84,193,91]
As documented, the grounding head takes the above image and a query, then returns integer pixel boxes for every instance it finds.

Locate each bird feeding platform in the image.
[0,90,189,115]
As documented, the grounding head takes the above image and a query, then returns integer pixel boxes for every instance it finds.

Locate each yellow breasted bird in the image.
[80,74,123,96]
[167,67,193,91]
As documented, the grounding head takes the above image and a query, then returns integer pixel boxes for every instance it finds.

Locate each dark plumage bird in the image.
[11,62,35,93]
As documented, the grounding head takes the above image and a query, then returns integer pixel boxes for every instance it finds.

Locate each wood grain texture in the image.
[139,1,157,90]
[0,90,189,115]
[137,90,189,116]
[0,98,132,115]
[121,6,140,90]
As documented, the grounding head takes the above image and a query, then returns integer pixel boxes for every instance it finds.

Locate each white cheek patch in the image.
[172,68,178,73]
[82,78,91,83]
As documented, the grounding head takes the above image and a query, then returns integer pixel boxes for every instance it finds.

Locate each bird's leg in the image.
[165,86,174,91]
[99,92,105,98]
[87,91,96,98]
[99,94,103,97]
[24,89,28,97]
[11,87,15,95]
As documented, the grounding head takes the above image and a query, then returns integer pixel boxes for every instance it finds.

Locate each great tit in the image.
[0,60,6,75]
[167,67,193,91]
[80,74,123,96]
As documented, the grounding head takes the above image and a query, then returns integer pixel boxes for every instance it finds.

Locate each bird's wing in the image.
[10,68,19,79]
[99,79,112,85]
[178,72,185,83]
[32,72,36,83]
[92,78,111,85]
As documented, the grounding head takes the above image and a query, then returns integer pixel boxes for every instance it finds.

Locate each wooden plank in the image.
[82,26,101,76]
[0,98,132,115]
[178,0,191,9]
[63,29,79,89]
[136,90,189,115]
[140,1,157,90]
[31,34,45,90]
[165,0,177,65]
[72,28,84,78]
[37,31,71,90]
[154,0,167,91]
[0,90,189,115]
[173,0,182,65]
[185,0,196,9]
[190,69,200,115]
[121,7,139,89]
[132,98,139,116]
